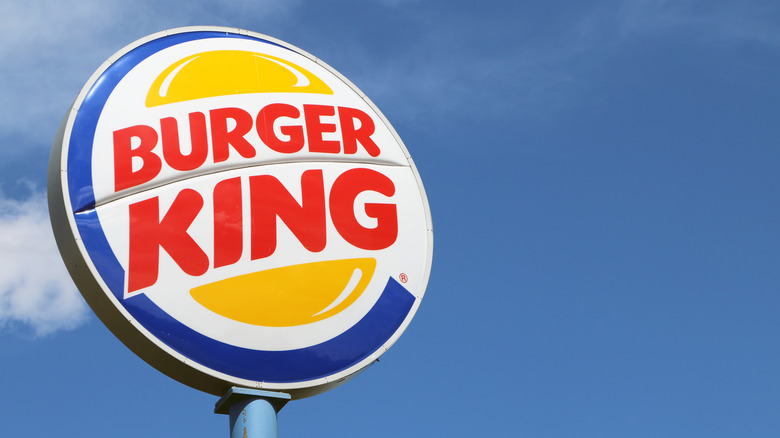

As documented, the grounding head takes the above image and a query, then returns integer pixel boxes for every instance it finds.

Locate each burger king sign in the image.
[48,27,433,398]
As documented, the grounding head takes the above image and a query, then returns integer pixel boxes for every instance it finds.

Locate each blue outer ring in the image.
[67,30,416,384]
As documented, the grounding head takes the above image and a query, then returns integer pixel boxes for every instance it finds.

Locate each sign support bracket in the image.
[215,387,292,438]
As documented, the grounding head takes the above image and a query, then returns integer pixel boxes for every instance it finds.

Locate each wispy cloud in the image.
[351,0,780,127]
[0,0,299,145]
[614,0,780,46]
[0,188,87,336]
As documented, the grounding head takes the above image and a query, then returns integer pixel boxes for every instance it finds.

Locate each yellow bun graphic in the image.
[146,50,333,107]
[190,258,376,327]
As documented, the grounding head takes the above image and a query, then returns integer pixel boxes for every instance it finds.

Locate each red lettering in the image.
[304,104,340,153]
[256,103,305,153]
[124,166,401,292]
[161,112,209,171]
[128,190,209,292]
[330,168,397,250]
[338,107,380,157]
[249,170,327,259]
[113,105,385,194]
[113,125,161,192]
[210,107,256,162]
[213,177,243,268]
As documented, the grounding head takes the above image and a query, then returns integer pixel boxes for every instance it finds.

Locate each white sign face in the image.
[48,27,433,398]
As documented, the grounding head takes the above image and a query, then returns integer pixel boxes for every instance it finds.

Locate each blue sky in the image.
[1,0,779,436]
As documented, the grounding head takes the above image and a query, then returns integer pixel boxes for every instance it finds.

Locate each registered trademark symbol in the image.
[399,273,408,283]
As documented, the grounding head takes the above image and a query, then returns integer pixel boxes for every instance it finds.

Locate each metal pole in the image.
[215,387,291,438]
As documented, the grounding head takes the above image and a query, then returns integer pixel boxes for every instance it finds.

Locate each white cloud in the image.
[0,188,87,336]
[0,0,299,336]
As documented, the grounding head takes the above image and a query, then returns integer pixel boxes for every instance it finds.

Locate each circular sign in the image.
[48,27,433,398]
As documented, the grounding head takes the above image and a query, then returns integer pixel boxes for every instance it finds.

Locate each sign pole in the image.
[215,387,291,438]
